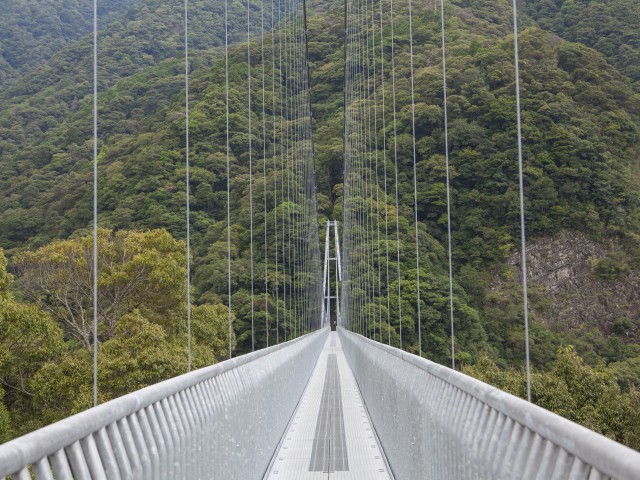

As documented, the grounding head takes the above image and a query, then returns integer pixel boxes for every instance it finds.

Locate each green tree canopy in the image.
[15,228,186,349]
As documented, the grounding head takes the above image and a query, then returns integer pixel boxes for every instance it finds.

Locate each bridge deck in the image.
[265,331,392,480]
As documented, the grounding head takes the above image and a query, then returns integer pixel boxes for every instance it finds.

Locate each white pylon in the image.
[321,220,342,329]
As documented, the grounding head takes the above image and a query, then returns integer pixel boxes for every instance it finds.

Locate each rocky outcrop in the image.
[505,231,639,340]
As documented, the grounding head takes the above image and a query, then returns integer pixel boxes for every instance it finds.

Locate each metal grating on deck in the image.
[265,332,392,479]
[309,354,348,472]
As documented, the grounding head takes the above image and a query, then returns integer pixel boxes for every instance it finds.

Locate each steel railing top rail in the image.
[340,328,640,479]
[0,329,325,477]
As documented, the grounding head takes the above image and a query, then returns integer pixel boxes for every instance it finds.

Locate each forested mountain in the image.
[0,0,140,91]
[1,0,640,448]
[525,0,640,91]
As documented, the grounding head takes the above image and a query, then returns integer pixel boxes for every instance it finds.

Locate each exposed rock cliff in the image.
[506,231,639,342]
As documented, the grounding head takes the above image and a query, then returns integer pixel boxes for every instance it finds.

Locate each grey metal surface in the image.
[0,328,328,480]
[339,327,640,480]
[309,354,348,472]
[265,332,391,479]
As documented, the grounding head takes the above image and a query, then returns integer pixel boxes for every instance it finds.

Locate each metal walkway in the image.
[2,327,640,479]
[265,332,392,480]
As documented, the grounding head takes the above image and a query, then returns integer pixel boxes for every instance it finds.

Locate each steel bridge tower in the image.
[321,220,341,330]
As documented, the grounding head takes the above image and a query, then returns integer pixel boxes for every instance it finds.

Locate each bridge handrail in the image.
[339,328,640,480]
[0,328,328,479]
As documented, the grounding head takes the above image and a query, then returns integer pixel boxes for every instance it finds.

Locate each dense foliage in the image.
[0,0,139,91]
[333,0,640,369]
[0,0,639,449]
[463,347,640,449]
[525,0,640,91]
[0,233,232,439]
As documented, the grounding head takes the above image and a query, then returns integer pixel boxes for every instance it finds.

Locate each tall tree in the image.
[15,229,186,350]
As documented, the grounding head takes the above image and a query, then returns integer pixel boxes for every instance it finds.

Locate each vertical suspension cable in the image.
[296,0,306,337]
[378,0,391,345]
[363,0,381,344]
[281,0,287,341]
[440,0,455,369]
[271,0,280,343]
[348,0,357,334]
[363,0,375,340]
[358,0,366,336]
[349,0,356,334]
[353,0,360,335]
[360,0,366,337]
[351,0,361,335]
[407,0,422,356]
[92,0,98,407]
[342,0,348,330]
[370,0,383,344]
[389,0,403,349]
[511,0,531,402]
[300,1,307,336]
[357,0,366,337]
[294,0,301,338]
[349,0,357,334]
[299,8,304,337]
[292,0,299,337]
[367,0,374,340]
[261,0,270,348]
[358,0,366,337]
[293,0,301,337]
[302,0,315,332]
[290,0,299,337]
[303,0,321,331]
[184,0,192,370]
[278,0,288,342]
[294,11,300,334]
[351,0,359,335]
[247,0,255,352]
[224,0,233,359]
[284,0,293,341]
[290,1,297,337]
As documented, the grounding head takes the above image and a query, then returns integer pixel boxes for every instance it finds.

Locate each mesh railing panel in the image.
[339,328,640,480]
[0,328,328,480]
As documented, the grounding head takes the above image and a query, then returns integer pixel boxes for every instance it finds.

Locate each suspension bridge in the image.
[1,0,640,478]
